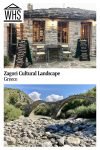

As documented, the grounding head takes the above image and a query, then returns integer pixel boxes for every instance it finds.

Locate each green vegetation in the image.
[8,93,18,105]
[34,103,51,116]
[4,104,22,121]
[65,103,96,118]
[65,109,76,118]
[83,87,96,97]
[4,88,32,104]
[4,88,32,121]
[4,56,10,66]
[75,103,96,118]
[61,98,92,113]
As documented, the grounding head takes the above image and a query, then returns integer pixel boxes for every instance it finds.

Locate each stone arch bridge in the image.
[50,95,96,118]
[25,95,96,118]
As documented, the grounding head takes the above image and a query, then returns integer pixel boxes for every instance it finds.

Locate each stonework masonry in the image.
[45,19,58,45]
[16,19,96,57]
[4,7,96,59]
[91,24,96,56]
[69,21,81,56]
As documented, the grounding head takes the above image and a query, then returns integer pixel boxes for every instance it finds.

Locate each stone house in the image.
[4,4,96,61]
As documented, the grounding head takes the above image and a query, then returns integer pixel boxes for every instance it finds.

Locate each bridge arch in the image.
[54,95,96,118]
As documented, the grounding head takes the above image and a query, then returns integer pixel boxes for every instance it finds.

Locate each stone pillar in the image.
[16,24,20,40]
[16,19,33,43]
[45,19,58,45]
[90,22,96,56]
[23,19,29,39]
[69,21,81,55]
[27,19,34,61]
[26,19,33,48]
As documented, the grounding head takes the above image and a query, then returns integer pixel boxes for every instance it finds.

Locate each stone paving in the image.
[28,57,96,68]
[5,57,96,68]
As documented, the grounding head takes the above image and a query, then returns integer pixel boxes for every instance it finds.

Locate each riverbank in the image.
[4,116,96,147]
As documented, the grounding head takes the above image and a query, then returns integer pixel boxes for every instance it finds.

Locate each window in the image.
[58,22,68,43]
[33,21,45,43]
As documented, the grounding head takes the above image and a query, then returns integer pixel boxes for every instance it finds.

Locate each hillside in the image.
[4,88,33,121]
[4,88,33,104]
[82,87,96,97]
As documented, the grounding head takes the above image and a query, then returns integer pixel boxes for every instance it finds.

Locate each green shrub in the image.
[15,102,27,109]
[4,104,22,121]
[34,103,51,116]
[15,102,28,116]
[60,103,96,119]
[5,92,30,116]
[62,99,91,113]
[4,56,10,66]
[8,93,18,105]
[75,105,87,118]
[66,109,76,117]
[84,87,96,97]
[87,103,96,118]
[75,103,96,118]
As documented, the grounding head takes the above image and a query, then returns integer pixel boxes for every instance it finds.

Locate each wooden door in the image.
[8,24,17,60]
[81,22,91,48]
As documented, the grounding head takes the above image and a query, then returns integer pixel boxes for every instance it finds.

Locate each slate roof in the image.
[24,7,96,20]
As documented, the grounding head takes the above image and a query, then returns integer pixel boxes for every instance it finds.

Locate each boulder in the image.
[66,136,81,145]
[45,132,52,138]
[22,136,30,143]
[5,136,16,145]
[42,141,52,147]
[57,137,65,146]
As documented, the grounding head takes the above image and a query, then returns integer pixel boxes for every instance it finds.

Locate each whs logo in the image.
[4,3,23,22]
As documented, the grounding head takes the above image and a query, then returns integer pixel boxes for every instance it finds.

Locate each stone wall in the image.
[69,21,81,56]
[16,19,96,57]
[24,19,33,49]
[45,19,58,45]
[16,19,58,45]
[90,23,96,56]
